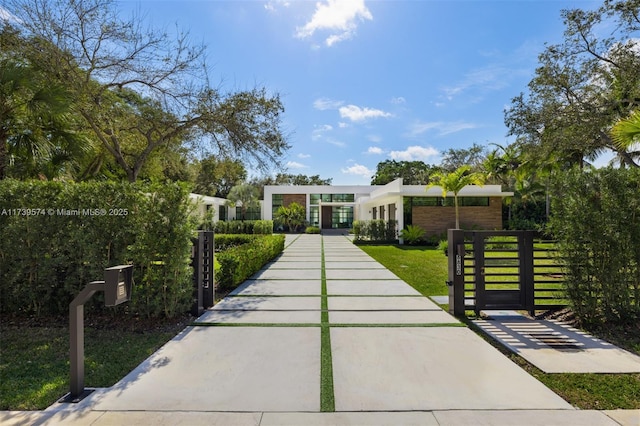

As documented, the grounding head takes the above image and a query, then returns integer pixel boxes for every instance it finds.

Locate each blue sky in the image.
[126,0,601,184]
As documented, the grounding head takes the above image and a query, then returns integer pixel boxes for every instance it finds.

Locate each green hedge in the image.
[0,180,195,318]
[216,234,285,290]
[353,219,398,242]
[549,168,640,326]
[214,220,273,235]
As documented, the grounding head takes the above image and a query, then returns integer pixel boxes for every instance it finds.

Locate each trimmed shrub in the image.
[253,220,274,235]
[216,234,285,289]
[214,220,274,235]
[0,180,195,318]
[438,239,448,255]
[305,226,321,234]
[353,219,398,242]
[549,168,640,326]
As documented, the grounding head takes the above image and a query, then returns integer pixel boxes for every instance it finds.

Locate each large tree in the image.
[371,160,438,185]
[193,156,247,198]
[3,0,289,182]
[505,0,640,168]
[440,143,486,173]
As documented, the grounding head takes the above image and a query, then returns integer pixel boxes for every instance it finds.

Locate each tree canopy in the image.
[505,0,640,168]
[2,0,289,182]
[370,160,439,185]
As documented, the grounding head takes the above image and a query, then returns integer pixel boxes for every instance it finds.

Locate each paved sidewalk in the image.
[474,310,640,373]
[4,234,637,425]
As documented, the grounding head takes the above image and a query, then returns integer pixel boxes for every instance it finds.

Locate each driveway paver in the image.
[34,233,633,426]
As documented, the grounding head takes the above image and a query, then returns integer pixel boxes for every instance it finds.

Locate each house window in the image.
[372,207,377,220]
[459,197,490,206]
[309,206,319,226]
[272,194,283,216]
[236,206,261,220]
[219,205,227,221]
[409,196,489,207]
[332,206,353,228]
[310,193,355,204]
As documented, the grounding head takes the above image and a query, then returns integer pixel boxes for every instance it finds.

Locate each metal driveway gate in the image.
[447,230,566,317]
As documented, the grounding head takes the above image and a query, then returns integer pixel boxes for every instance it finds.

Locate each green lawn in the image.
[359,245,448,297]
[0,322,182,410]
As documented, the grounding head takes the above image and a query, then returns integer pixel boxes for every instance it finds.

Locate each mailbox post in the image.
[61,265,133,403]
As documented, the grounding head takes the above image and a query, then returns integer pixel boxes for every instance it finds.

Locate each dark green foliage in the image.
[0,180,195,318]
[399,224,426,245]
[274,202,306,232]
[213,220,274,235]
[353,220,397,242]
[253,220,274,234]
[216,234,285,289]
[549,168,640,326]
[127,183,195,318]
[371,160,439,185]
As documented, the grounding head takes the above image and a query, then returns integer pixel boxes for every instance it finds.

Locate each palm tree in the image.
[611,110,640,168]
[226,183,260,220]
[427,165,485,229]
[0,59,84,179]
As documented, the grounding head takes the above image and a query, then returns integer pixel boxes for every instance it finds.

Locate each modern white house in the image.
[263,178,513,237]
[190,193,267,223]
[190,178,513,238]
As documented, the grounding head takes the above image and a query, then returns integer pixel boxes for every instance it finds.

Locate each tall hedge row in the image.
[214,220,274,235]
[0,180,196,318]
[353,219,398,242]
[549,168,640,326]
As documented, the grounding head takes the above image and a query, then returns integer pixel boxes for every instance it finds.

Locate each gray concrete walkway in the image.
[4,234,638,425]
[474,310,640,373]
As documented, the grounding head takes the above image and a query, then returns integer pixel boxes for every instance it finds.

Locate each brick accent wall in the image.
[412,197,503,236]
[283,194,306,209]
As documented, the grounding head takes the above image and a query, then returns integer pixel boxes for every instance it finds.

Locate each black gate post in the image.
[521,230,535,316]
[191,230,215,316]
[473,232,485,316]
[447,229,466,316]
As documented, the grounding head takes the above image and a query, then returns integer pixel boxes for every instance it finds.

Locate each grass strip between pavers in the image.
[320,236,336,413]
[284,234,301,249]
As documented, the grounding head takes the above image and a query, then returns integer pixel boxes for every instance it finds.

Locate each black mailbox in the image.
[64,264,134,403]
[104,265,133,306]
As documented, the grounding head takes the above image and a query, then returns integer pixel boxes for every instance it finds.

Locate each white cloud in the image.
[341,163,373,178]
[327,138,346,147]
[408,120,477,137]
[441,64,519,101]
[296,0,372,47]
[339,104,392,122]
[367,146,384,155]
[298,153,311,159]
[264,1,290,12]
[313,97,344,110]
[391,96,406,104]
[286,161,307,169]
[389,146,439,161]
[338,122,349,128]
[312,124,333,140]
